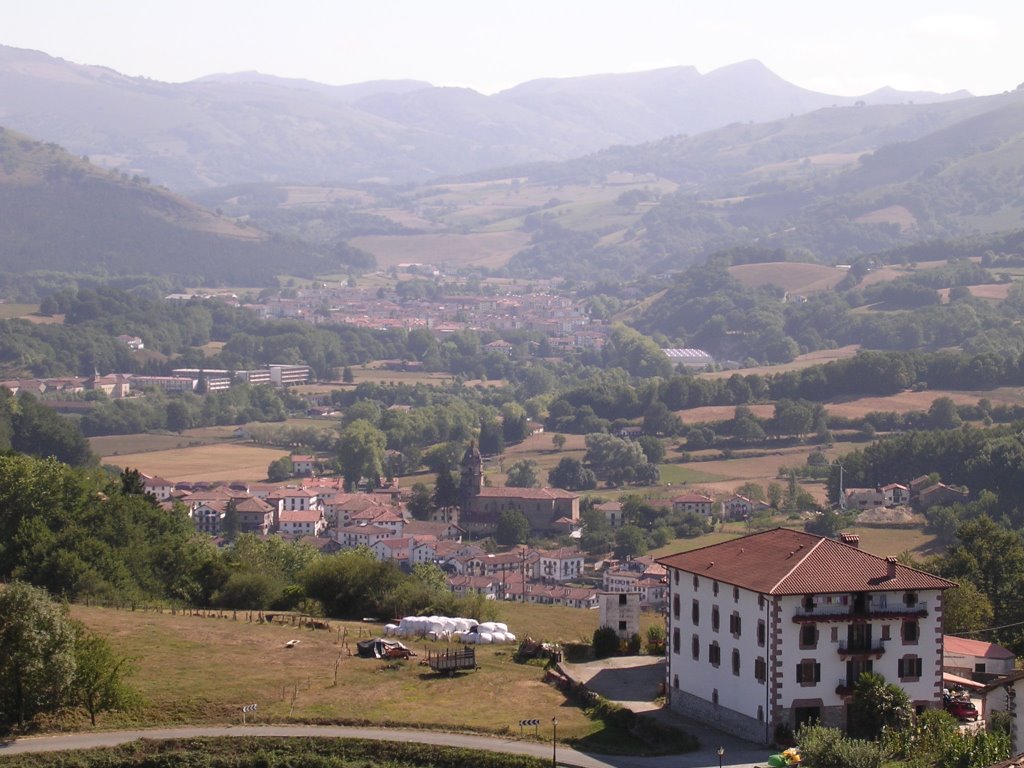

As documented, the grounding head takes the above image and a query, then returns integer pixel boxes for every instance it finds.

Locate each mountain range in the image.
[0,44,969,190]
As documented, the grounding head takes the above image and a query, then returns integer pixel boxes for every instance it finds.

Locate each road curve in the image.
[0,724,768,768]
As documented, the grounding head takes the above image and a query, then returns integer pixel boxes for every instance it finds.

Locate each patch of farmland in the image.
[727,262,846,294]
[101,443,291,482]
[349,230,532,269]
[822,388,1024,419]
[700,345,861,380]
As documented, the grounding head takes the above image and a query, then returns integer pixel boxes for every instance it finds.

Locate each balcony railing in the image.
[838,639,886,656]
[794,600,928,622]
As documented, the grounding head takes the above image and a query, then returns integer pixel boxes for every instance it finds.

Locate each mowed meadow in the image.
[67,601,659,740]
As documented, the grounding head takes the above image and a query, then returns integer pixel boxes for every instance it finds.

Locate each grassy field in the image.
[349,231,532,270]
[101,443,289,482]
[727,262,846,294]
[699,345,861,380]
[67,601,659,739]
[0,302,40,319]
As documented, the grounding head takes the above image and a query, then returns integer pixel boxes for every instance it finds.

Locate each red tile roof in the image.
[944,636,1015,660]
[476,487,577,500]
[656,528,955,595]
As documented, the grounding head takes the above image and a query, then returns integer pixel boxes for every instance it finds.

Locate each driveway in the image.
[560,657,770,767]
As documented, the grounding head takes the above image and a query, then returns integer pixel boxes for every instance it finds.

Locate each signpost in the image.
[242,703,258,723]
[519,718,540,736]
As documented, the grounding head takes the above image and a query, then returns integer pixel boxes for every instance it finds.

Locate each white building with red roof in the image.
[537,547,584,583]
[278,508,326,537]
[944,636,1015,680]
[671,492,714,516]
[657,527,955,743]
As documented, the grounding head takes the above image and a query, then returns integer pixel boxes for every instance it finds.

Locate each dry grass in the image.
[90,433,220,457]
[700,345,861,380]
[938,283,1013,302]
[674,404,776,423]
[349,231,532,270]
[100,443,289,482]
[68,602,646,737]
[727,263,846,294]
[822,388,1023,419]
[853,205,918,231]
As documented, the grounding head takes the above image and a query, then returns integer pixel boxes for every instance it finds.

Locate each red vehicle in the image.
[944,697,979,722]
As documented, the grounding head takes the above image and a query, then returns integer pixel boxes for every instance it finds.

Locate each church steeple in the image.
[460,440,483,502]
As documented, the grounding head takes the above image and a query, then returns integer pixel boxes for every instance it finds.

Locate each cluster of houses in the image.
[842,475,970,513]
[142,467,673,612]
[167,281,611,354]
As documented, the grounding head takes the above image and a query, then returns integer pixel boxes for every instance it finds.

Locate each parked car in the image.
[944,696,979,722]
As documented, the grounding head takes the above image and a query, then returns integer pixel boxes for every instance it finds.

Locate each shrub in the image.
[592,625,620,659]
[624,633,642,655]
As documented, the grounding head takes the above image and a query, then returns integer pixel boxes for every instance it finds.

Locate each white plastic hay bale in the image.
[491,631,508,643]
[494,622,508,633]
[478,631,494,643]
[506,632,517,643]
[384,623,398,636]
[478,621,499,632]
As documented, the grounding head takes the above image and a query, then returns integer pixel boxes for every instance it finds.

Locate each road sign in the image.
[520,719,540,726]
[241,703,258,723]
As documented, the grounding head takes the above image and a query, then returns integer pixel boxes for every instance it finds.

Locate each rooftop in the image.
[656,528,955,595]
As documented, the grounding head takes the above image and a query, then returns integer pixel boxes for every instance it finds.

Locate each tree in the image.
[495,510,530,545]
[267,455,293,482]
[222,498,239,543]
[614,525,648,558]
[767,482,783,509]
[71,625,136,726]
[505,460,540,488]
[942,581,995,635]
[407,483,435,521]
[736,482,765,502]
[929,396,962,429]
[551,433,566,452]
[432,464,460,515]
[847,671,911,740]
[337,419,387,489]
[637,435,665,464]
[342,366,354,384]
[0,582,78,728]
[593,625,620,659]
[548,457,597,491]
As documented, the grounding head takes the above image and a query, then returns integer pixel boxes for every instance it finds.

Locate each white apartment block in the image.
[658,528,954,744]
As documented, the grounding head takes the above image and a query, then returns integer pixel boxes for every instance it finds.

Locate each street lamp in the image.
[717,745,725,768]
[552,717,558,768]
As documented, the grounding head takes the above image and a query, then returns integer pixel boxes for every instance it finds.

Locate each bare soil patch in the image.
[727,263,845,294]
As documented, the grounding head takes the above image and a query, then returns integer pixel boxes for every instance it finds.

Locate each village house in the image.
[657,527,955,744]
[723,494,771,520]
[278,508,327,537]
[672,492,714,517]
[371,536,413,565]
[944,636,1015,681]
[983,672,1024,754]
[448,574,499,599]
[595,500,624,528]
[536,547,585,583]
[505,582,599,609]
[235,496,276,535]
[335,524,393,549]
[142,474,175,501]
[916,483,970,511]
[291,455,316,476]
[268,486,321,512]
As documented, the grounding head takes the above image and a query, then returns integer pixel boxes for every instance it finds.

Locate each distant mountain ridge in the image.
[0,44,970,190]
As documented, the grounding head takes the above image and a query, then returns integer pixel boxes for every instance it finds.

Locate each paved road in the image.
[0,724,770,768]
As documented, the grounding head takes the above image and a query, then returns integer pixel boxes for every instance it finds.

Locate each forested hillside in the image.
[0,128,364,287]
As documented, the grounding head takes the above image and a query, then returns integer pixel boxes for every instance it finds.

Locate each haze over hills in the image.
[0,126,350,287]
[0,44,968,190]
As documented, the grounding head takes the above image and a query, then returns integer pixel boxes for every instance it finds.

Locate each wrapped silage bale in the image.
[494,622,508,633]
[384,624,397,636]
[478,631,494,644]
[491,631,508,643]
[506,633,517,643]
[478,621,499,633]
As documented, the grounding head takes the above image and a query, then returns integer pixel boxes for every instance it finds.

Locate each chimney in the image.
[886,556,897,579]
[839,532,861,549]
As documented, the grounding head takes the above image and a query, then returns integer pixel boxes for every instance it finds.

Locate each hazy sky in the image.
[5,0,1022,97]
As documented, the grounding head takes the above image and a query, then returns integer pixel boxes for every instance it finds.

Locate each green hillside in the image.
[0,127,355,288]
